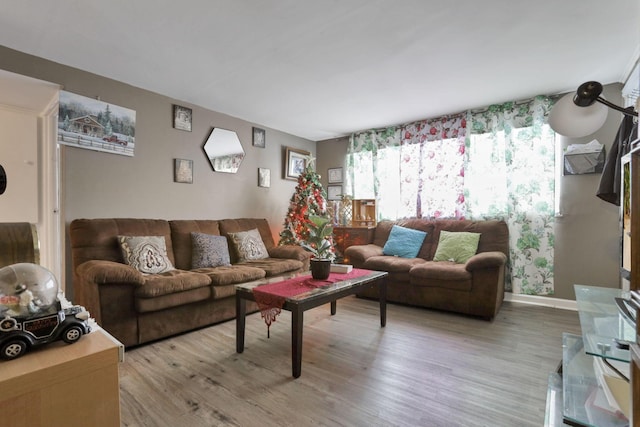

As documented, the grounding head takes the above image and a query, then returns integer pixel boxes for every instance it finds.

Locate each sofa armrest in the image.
[76,260,145,285]
[465,251,507,271]
[269,245,312,270]
[269,245,311,261]
[344,244,384,265]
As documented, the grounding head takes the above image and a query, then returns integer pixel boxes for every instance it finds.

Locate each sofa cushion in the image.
[219,218,277,251]
[433,231,480,264]
[383,225,427,258]
[363,255,426,273]
[228,228,269,262]
[239,258,304,276]
[135,287,211,313]
[194,265,266,286]
[191,232,231,269]
[135,270,211,298]
[409,261,472,291]
[70,218,174,267]
[169,220,221,270]
[119,235,175,274]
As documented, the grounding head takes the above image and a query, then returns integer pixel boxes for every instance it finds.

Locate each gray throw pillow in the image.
[119,235,174,274]
[191,232,231,269]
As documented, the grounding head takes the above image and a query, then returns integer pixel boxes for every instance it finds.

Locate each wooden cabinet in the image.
[0,327,124,427]
[351,199,377,227]
[333,226,375,263]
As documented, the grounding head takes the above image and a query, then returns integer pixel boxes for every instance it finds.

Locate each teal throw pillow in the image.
[433,231,481,264]
[382,225,427,258]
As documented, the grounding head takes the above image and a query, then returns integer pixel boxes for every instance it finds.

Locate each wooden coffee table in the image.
[235,269,387,378]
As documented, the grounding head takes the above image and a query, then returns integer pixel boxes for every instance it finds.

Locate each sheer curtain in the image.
[345,114,467,220]
[466,96,556,295]
[345,96,556,296]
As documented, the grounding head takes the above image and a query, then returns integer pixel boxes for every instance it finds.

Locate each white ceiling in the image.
[0,0,638,141]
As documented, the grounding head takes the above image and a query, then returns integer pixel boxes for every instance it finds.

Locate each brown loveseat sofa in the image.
[70,218,310,347]
[345,219,509,319]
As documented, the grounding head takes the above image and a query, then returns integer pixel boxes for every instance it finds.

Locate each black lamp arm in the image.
[596,97,639,117]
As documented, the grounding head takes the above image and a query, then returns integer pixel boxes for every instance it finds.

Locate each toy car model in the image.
[0,301,91,360]
[0,263,92,360]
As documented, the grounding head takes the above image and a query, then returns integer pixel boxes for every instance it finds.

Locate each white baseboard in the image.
[504,292,577,311]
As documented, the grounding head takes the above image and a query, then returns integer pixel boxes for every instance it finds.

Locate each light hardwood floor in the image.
[119,297,581,427]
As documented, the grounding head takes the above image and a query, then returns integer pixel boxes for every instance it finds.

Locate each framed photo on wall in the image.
[58,90,136,157]
[258,168,271,187]
[284,146,310,180]
[328,167,343,183]
[327,185,342,200]
[174,158,193,183]
[253,127,266,148]
[173,105,192,132]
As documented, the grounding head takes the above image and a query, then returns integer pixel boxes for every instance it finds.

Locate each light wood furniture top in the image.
[0,327,123,427]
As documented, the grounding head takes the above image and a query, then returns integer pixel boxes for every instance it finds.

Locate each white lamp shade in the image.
[549,92,608,138]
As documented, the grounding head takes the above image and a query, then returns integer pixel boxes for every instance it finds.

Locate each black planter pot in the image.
[310,259,331,280]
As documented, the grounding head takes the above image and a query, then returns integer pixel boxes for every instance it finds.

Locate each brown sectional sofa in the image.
[69,218,310,347]
[345,219,509,319]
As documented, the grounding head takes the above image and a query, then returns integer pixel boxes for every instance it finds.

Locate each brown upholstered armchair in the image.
[0,222,39,267]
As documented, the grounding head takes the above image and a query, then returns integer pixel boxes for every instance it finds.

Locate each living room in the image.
[0,2,639,426]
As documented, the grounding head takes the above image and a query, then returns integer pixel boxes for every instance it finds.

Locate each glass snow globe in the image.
[0,263,59,318]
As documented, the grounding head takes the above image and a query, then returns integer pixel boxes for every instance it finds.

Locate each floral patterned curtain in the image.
[345,115,467,220]
[466,96,556,295]
[345,127,401,219]
[401,114,467,218]
[345,96,557,296]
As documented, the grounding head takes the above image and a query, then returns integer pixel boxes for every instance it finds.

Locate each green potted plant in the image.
[300,215,335,280]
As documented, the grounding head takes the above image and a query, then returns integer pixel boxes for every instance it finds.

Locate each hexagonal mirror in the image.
[203,128,245,173]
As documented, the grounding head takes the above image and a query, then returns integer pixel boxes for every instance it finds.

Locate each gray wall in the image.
[316,86,627,301]
[0,46,314,298]
[0,44,627,302]
[554,83,625,299]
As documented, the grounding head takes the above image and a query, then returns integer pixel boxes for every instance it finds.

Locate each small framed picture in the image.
[258,168,271,187]
[253,127,266,148]
[328,167,343,183]
[173,105,192,132]
[327,185,342,200]
[174,158,193,183]
[284,146,310,180]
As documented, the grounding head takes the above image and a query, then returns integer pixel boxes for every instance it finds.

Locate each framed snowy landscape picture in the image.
[58,91,136,156]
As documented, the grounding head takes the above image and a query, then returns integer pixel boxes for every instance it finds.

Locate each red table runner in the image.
[252,268,373,336]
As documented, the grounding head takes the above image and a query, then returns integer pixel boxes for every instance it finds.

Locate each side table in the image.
[0,327,124,427]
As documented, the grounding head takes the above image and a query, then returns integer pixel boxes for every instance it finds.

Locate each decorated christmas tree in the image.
[278,160,336,258]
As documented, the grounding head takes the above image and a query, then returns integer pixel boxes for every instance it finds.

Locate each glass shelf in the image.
[545,372,563,427]
[574,285,635,363]
[562,333,629,427]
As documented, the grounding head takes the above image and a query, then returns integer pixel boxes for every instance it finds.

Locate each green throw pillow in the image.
[432,231,481,264]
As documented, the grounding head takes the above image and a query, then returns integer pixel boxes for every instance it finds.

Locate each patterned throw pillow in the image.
[119,235,174,274]
[432,231,481,264]
[191,232,231,269]
[227,228,269,262]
